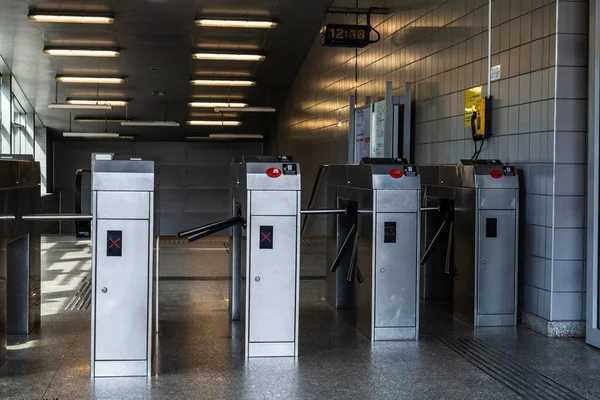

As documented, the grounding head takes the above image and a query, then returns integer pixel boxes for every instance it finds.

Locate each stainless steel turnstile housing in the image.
[0,155,40,366]
[90,155,156,377]
[420,160,519,327]
[230,156,301,357]
[326,159,421,340]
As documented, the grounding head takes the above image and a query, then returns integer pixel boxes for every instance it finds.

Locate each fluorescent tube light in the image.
[49,103,112,110]
[44,48,120,57]
[63,132,120,138]
[195,19,276,28]
[56,76,124,84]
[189,102,247,108]
[192,53,265,61]
[190,79,255,86]
[214,106,275,113]
[28,14,114,24]
[186,120,242,126]
[67,99,128,107]
[121,121,180,127]
[209,134,263,139]
[74,118,130,123]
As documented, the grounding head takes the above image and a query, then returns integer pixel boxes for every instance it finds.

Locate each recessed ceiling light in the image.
[186,120,242,126]
[48,103,112,110]
[28,14,114,24]
[67,99,128,107]
[192,53,265,61]
[63,132,120,138]
[44,48,120,57]
[150,67,163,72]
[188,102,248,108]
[56,76,125,84]
[195,19,277,29]
[214,106,275,113]
[190,79,255,86]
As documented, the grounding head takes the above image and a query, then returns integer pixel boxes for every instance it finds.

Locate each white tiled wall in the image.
[276,0,589,328]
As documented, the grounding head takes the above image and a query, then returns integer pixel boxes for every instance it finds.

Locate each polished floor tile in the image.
[0,236,598,399]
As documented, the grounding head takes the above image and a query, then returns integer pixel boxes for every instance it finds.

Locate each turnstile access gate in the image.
[326,158,421,340]
[24,154,157,377]
[179,156,301,357]
[420,160,519,327]
[0,155,40,366]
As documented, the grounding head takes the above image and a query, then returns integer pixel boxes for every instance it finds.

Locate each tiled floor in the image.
[1,236,599,399]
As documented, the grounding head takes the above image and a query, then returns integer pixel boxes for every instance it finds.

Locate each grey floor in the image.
[1,236,600,399]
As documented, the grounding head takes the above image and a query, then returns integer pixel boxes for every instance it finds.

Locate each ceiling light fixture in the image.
[56,76,125,84]
[190,79,256,86]
[195,19,277,28]
[121,121,180,127]
[44,48,120,57]
[188,102,248,108]
[74,118,130,123]
[192,52,265,61]
[48,103,112,110]
[214,106,275,113]
[209,134,263,139]
[67,99,128,107]
[186,120,242,126]
[63,132,120,138]
[28,14,115,24]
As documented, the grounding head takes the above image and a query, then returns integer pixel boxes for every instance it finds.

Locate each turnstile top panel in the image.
[232,158,300,191]
[92,156,155,191]
[420,160,518,189]
[0,156,40,189]
[326,160,420,190]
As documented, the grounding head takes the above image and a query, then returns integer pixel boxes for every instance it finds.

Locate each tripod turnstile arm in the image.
[300,209,346,215]
[178,215,245,239]
[330,224,357,273]
[187,216,245,243]
[420,219,448,265]
[444,221,454,274]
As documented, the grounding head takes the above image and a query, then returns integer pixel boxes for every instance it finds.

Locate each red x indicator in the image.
[109,237,121,249]
[259,226,273,249]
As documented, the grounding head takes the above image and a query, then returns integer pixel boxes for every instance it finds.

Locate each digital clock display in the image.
[322,24,371,48]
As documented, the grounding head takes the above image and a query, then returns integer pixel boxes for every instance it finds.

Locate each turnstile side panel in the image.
[248,215,297,343]
[453,188,476,325]
[376,189,419,212]
[251,191,297,216]
[478,189,517,210]
[96,191,150,219]
[356,190,374,338]
[477,209,517,317]
[95,219,149,361]
[6,235,29,334]
[374,212,418,328]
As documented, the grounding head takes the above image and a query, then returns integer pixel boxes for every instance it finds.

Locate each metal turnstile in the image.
[420,159,519,327]
[0,155,41,366]
[22,154,157,377]
[178,156,301,357]
[88,154,156,376]
[325,158,421,340]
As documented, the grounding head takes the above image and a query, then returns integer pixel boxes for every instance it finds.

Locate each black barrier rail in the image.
[75,168,91,240]
[177,216,246,243]
[330,224,357,273]
[178,216,245,239]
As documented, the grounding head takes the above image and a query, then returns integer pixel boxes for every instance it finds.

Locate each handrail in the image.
[301,165,328,236]
[22,214,93,221]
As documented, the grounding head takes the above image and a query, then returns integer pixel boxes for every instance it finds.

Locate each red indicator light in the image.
[266,168,282,178]
[490,170,503,179]
[389,169,404,179]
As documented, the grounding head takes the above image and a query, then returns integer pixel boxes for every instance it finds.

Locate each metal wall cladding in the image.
[54,141,262,235]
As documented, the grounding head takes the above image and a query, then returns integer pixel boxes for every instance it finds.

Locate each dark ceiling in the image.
[0,0,330,140]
